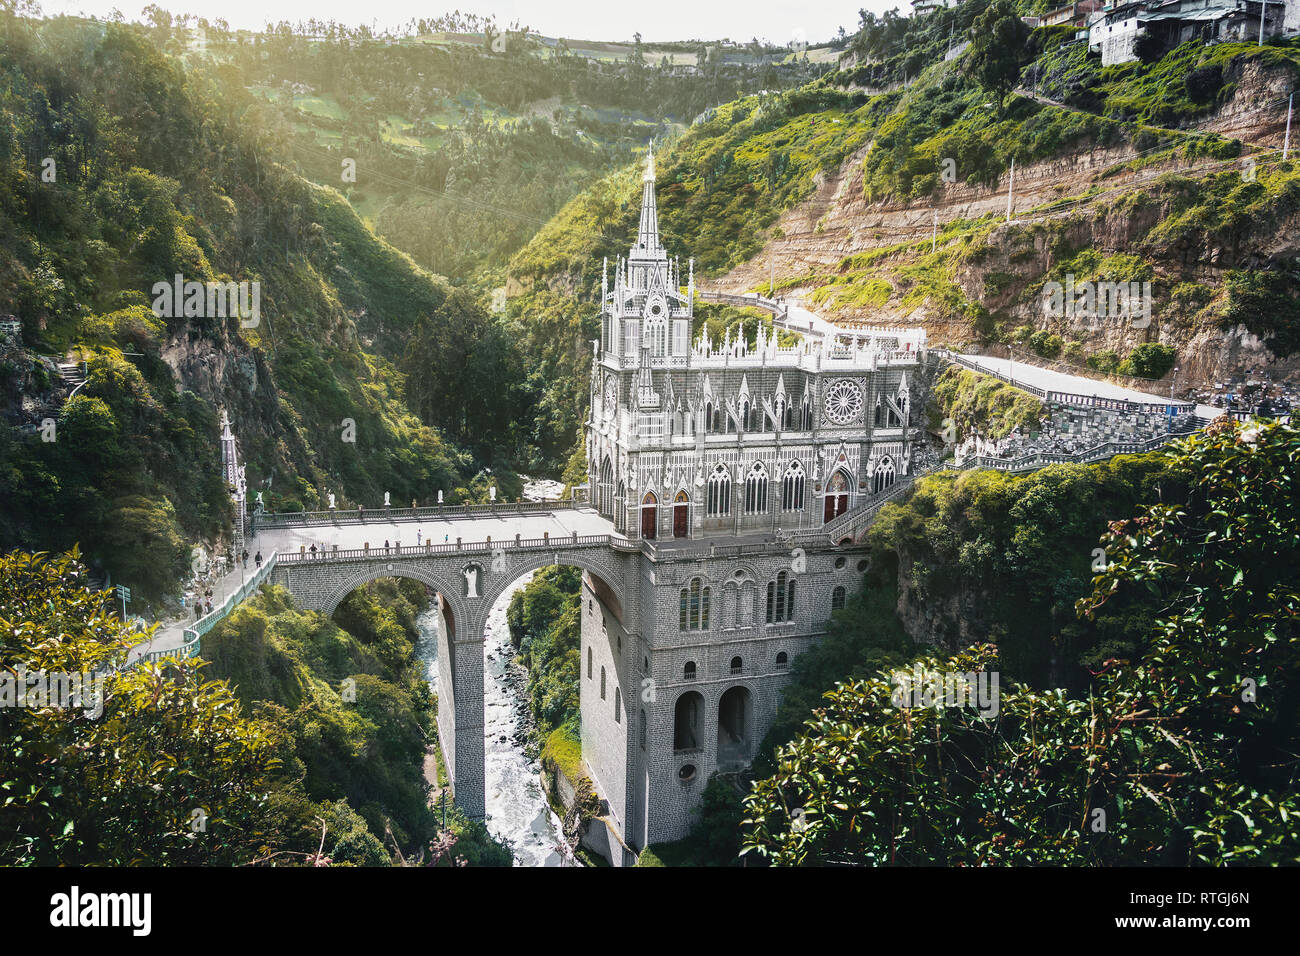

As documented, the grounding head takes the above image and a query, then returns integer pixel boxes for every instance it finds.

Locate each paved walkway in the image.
[123,558,254,664]
[953,354,1186,407]
[256,507,615,555]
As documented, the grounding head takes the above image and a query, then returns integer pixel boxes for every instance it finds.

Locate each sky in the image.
[39,0,901,44]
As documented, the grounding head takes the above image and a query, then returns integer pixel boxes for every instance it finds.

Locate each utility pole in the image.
[1284,90,1294,160]
[1006,156,1015,222]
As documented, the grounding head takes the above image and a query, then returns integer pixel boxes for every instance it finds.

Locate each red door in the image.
[641,493,657,539]
[823,495,835,523]
[673,503,688,537]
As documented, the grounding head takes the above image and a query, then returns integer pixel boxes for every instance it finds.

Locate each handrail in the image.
[254,495,591,531]
[273,533,623,563]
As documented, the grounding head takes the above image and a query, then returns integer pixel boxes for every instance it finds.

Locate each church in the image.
[585,146,927,542]
[577,149,930,858]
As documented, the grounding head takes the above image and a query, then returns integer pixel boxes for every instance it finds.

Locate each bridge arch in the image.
[476,549,627,629]
[319,564,469,632]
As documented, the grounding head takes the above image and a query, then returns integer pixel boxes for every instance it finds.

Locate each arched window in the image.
[678,578,710,631]
[600,666,606,700]
[704,401,713,434]
[707,464,731,517]
[775,651,789,668]
[781,461,806,511]
[744,462,768,514]
[767,571,794,623]
[615,687,622,723]
[598,456,614,518]
[674,692,703,751]
[873,457,897,494]
[738,581,756,627]
[730,656,743,675]
[683,661,696,680]
[587,646,593,679]
[832,585,846,610]
[802,398,813,430]
[749,402,763,432]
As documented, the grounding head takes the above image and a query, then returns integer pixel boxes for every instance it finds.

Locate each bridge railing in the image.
[273,532,622,563]
[253,494,590,531]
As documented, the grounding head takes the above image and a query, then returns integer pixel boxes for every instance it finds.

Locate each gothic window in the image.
[775,651,789,669]
[749,402,763,432]
[713,406,725,433]
[781,461,806,511]
[625,320,640,355]
[873,457,897,494]
[744,462,768,514]
[802,398,813,430]
[645,316,666,356]
[615,687,622,723]
[832,586,846,610]
[600,666,606,700]
[683,661,697,680]
[730,656,743,675]
[598,457,614,518]
[679,578,710,631]
[587,646,593,679]
[707,464,731,517]
[767,571,795,623]
[672,320,688,355]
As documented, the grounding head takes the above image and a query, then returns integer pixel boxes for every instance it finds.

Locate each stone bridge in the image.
[256,500,637,820]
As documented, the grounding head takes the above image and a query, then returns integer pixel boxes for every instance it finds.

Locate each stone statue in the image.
[327,492,336,510]
[464,565,480,599]
[383,491,390,507]
[438,490,444,504]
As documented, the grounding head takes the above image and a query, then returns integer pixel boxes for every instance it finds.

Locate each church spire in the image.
[633,142,663,259]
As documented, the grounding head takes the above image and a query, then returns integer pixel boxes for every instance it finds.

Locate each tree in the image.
[965,0,1031,113]
[742,420,1300,865]
[0,549,284,865]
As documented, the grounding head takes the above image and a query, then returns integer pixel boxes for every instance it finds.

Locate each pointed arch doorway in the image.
[672,490,689,538]
[641,491,658,539]
[823,469,851,523]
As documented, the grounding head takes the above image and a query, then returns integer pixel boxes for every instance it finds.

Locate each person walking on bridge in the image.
[241,549,249,568]
[254,551,262,568]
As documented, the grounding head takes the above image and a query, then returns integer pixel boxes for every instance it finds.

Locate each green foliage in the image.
[1117,342,1176,379]
[1222,266,1300,358]
[932,366,1044,441]
[203,579,488,863]
[743,421,1300,865]
[0,549,282,865]
[506,565,582,739]
[965,0,1031,112]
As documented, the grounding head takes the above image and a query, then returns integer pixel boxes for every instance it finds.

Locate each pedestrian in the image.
[255,551,263,568]
[384,539,390,552]
[241,549,249,568]
[417,529,422,546]
[309,543,318,557]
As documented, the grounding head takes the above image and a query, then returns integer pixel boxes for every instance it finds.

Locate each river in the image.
[414,571,572,867]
